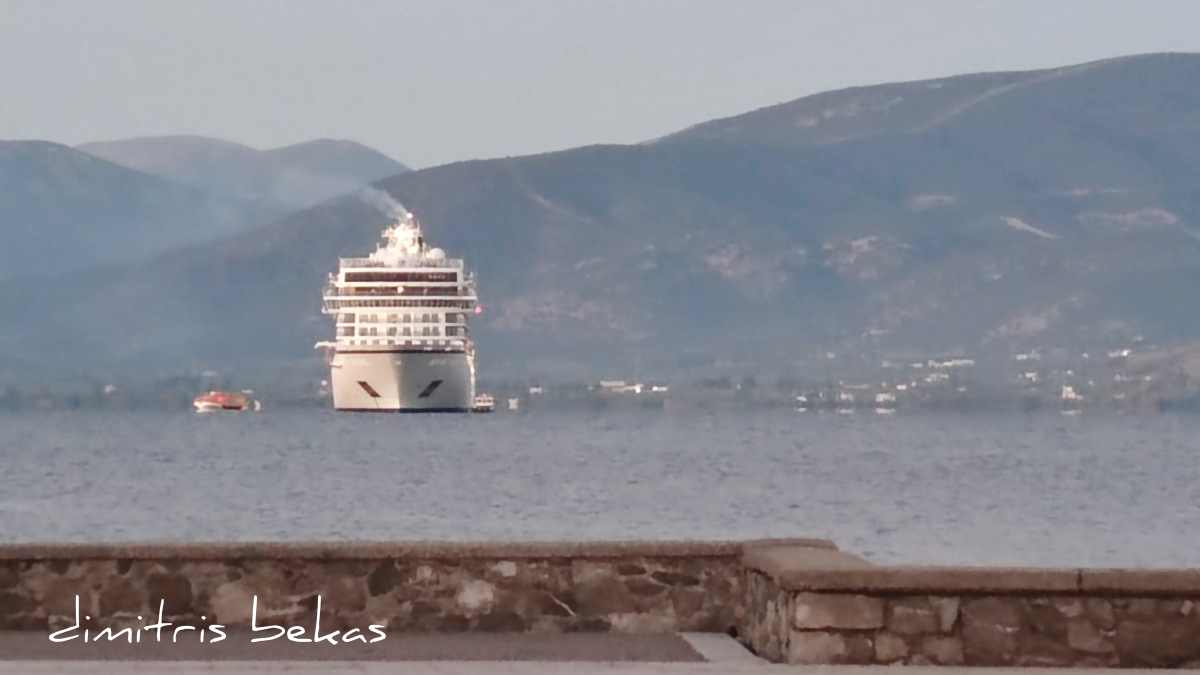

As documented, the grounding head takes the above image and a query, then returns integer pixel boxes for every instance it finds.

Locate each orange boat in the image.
[193,390,260,413]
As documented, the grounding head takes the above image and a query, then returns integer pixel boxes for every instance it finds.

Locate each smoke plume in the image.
[357,187,411,220]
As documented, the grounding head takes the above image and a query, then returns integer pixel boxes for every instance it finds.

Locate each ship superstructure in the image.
[316,211,479,411]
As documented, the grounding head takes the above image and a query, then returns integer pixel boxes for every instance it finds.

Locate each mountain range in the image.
[3,53,1200,389]
[77,135,408,214]
[0,140,258,279]
[0,137,406,281]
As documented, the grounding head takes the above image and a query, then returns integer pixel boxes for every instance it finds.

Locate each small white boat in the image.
[472,393,495,413]
[193,390,261,413]
[193,399,224,413]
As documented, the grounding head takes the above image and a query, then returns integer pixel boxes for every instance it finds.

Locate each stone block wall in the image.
[0,539,828,635]
[739,553,1200,668]
[5,538,1200,668]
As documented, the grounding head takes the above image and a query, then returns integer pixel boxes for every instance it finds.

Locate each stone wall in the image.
[4,539,1200,667]
[740,546,1200,668]
[0,539,829,635]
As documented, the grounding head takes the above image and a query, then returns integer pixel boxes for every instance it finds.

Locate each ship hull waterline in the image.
[329,350,475,412]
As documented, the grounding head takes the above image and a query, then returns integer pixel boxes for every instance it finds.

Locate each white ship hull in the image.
[330,350,475,412]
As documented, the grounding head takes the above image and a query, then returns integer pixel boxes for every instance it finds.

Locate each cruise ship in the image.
[315,211,479,411]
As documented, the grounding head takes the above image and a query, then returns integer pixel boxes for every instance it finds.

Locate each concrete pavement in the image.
[1,632,706,662]
[0,632,1168,674]
[0,663,1176,674]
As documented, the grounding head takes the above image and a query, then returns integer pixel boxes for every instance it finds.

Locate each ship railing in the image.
[322,291,478,300]
[339,257,464,269]
[321,299,478,312]
[318,339,470,350]
[329,284,467,293]
[323,290,477,299]
[322,287,478,298]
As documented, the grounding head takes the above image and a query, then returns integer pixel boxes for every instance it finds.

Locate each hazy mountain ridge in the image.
[655,54,1161,149]
[658,69,1039,149]
[4,53,1200,384]
[77,135,409,215]
[0,140,272,279]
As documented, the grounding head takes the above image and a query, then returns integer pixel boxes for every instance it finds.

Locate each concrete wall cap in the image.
[0,538,836,561]
[1079,568,1200,595]
[763,565,1082,594]
[743,546,874,581]
[760,565,1200,595]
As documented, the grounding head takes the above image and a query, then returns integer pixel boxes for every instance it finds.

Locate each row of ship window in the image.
[324,299,471,309]
[339,313,465,324]
[339,326,463,337]
[343,339,465,347]
[342,272,458,282]
[335,287,467,297]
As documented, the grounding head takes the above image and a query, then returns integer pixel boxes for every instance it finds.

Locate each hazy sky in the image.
[3,1,1199,168]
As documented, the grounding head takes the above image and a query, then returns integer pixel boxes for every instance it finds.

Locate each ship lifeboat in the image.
[193,390,261,413]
